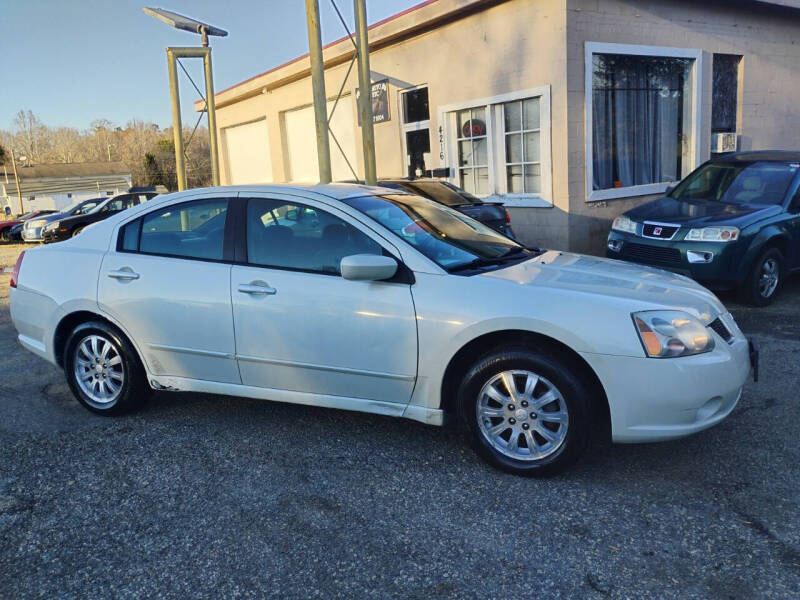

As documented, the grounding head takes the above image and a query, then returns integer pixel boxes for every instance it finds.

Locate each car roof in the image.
[714,150,800,163]
[166,183,410,201]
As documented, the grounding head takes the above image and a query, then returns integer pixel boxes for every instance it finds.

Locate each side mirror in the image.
[341,254,398,281]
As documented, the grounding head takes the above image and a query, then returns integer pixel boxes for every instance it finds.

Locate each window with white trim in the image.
[585,43,703,202]
[440,86,552,207]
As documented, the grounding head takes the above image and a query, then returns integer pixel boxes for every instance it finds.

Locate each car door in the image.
[230,194,418,405]
[98,194,240,384]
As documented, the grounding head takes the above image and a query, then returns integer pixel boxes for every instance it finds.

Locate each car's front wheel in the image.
[64,321,151,415]
[71,226,85,238]
[458,347,591,476]
[740,247,784,307]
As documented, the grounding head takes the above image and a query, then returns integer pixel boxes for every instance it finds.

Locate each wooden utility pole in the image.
[354,0,376,185]
[305,0,332,183]
[9,149,23,215]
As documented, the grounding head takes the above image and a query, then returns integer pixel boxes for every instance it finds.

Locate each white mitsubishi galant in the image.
[10,184,754,475]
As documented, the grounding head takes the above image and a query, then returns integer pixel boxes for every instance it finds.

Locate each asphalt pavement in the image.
[0,272,798,599]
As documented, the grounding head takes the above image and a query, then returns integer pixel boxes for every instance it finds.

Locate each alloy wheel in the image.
[73,334,125,408]
[476,370,569,461]
[759,258,779,298]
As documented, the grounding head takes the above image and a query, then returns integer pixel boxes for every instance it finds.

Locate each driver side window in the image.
[246,198,382,275]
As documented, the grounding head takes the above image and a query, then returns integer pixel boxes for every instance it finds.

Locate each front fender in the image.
[740,223,791,281]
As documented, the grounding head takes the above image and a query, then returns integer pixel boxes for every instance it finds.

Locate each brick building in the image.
[199,0,800,254]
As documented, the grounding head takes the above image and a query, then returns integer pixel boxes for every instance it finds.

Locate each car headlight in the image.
[633,310,715,358]
[611,215,637,234]
[27,219,47,228]
[684,226,739,242]
[44,221,59,231]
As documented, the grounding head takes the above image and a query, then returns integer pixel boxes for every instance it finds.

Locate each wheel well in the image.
[762,235,791,262]
[53,311,121,368]
[440,330,611,438]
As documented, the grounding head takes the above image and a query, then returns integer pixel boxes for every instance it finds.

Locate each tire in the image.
[739,247,784,307]
[0,230,8,243]
[457,347,591,477]
[71,226,85,238]
[64,321,152,415]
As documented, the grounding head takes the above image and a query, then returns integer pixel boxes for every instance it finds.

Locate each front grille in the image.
[642,223,679,240]
[622,242,682,265]
[708,317,733,343]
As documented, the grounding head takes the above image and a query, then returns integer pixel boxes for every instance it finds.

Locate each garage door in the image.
[222,119,273,184]
[284,98,357,182]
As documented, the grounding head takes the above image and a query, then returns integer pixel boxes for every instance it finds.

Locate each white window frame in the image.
[438,85,552,207]
[399,84,431,177]
[585,42,704,202]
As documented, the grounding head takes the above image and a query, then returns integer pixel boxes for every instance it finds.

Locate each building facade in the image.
[202,0,800,254]
[1,161,132,215]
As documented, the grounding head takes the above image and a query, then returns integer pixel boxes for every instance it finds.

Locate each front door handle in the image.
[107,268,140,281]
[238,281,276,295]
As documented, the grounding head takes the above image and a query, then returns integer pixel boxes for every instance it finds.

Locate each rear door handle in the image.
[238,281,276,295]
[107,268,140,281]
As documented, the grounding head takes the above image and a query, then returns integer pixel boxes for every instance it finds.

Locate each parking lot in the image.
[0,244,798,599]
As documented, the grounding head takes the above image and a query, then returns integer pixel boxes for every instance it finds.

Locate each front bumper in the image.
[580,333,751,443]
[606,231,745,288]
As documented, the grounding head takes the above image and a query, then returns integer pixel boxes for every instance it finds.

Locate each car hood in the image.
[481,251,726,321]
[626,196,782,227]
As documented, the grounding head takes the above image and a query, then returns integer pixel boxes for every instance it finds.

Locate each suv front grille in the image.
[642,223,679,240]
[622,243,682,265]
[708,317,733,343]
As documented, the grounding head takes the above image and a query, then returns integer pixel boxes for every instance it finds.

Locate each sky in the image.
[0,0,423,132]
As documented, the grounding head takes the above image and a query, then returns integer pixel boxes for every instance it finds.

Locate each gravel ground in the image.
[0,259,798,599]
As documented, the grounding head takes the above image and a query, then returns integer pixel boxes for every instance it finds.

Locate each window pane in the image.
[507,165,523,193]
[473,138,488,166]
[475,167,489,195]
[505,133,522,163]
[592,53,692,190]
[402,87,429,123]
[457,109,471,135]
[460,168,475,194]
[120,219,141,251]
[524,131,540,162]
[458,140,474,166]
[471,106,486,123]
[524,164,541,193]
[712,54,741,133]
[246,198,381,274]
[523,97,540,130]
[140,199,228,260]
[504,101,521,131]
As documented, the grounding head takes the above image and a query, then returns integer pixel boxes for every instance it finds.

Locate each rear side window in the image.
[119,199,228,260]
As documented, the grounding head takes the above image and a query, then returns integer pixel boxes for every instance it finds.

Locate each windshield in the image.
[74,200,100,214]
[343,194,522,270]
[394,181,480,206]
[671,161,799,205]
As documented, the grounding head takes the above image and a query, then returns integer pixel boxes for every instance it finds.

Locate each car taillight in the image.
[505,209,511,224]
[10,251,25,289]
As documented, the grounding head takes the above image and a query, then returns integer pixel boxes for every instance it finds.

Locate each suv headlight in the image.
[633,310,715,358]
[611,215,637,234]
[44,221,59,232]
[684,226,739,242]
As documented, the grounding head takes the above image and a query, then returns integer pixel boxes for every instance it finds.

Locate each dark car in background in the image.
[23,197,105,243]
[607,151,800,305]
[0,210,56,242]
[377,179,515,238]
[42,192,157,243]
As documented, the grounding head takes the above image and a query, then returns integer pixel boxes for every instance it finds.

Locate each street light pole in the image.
[166,47,187,191]
[9,149,23,215]
[305,0,332,183]
[354,0,376,185]
[202,34,221,186]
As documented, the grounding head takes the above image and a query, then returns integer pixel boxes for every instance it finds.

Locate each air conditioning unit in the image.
[712,132,738,154]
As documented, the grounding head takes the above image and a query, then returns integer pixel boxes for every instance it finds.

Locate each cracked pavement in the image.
[0,265,798,599]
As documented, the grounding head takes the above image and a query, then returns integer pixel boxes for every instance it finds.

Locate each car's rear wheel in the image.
[0,229,8,243]
[458,347,590,476]
[740,247,784,307]
[64,321,151,415]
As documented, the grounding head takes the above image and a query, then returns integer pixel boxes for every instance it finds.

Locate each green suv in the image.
[607,151,800,306]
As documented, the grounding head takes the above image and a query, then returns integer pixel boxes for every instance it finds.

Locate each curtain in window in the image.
[592,54,691,191]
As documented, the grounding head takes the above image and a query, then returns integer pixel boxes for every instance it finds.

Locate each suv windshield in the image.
[343,194,523,271]
[671,161,799,205]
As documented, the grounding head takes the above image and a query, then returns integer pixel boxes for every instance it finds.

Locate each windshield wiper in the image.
[448,247,533,273]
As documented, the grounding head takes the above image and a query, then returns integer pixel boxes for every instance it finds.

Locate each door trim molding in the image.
[236,353,416,381]
[148,343,236,360]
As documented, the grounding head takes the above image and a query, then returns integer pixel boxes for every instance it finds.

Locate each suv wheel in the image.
[740,247,784,307]
[64,321,151,415]
[458,347,591,476]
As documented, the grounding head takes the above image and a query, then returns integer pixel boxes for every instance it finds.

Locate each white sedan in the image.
[9,184,753,475]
